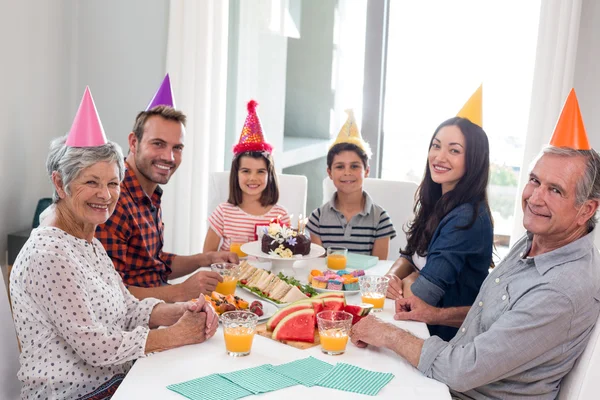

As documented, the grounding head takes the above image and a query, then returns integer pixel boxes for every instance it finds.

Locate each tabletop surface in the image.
[112,260,451,399]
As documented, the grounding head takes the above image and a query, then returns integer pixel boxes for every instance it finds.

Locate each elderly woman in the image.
[10,136,218,400]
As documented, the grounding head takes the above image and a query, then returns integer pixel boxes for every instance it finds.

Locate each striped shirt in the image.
[307,192,396,255]
[207,202,291,251]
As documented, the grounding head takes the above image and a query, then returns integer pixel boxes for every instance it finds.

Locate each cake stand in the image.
[240,241,325,277]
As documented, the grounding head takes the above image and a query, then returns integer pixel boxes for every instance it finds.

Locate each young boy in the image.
[306,110,395,260]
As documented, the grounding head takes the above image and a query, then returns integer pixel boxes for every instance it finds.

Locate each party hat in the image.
[330,109,372,157]
[233,100,273,155]
[66,87,107,147]
[457,84,483,127]
[146,73,176,110]
[549,89,591,150]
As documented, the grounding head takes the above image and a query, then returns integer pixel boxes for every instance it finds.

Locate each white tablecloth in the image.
[112,260,450,399]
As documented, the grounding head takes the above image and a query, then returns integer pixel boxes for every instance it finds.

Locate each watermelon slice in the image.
[344,303,374,325]
[266,301,313,331]
[322,297,345,312]
[272,309,316,343]
[314,292,344,300]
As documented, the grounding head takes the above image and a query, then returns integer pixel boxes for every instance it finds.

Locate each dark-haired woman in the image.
[386,117,493,341]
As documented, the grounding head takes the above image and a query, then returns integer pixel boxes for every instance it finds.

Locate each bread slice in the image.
[280,285,308,303]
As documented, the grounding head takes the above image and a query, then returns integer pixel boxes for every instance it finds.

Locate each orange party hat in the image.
[457,84,483,127]
[233,100,273,155]
[549,89,591,150]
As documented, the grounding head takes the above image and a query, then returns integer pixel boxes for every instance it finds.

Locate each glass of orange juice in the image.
[359,275,389,312]
[326,246,348,270]
[211,262,240,295]
[221,311,258,357]
[230,236,249,258]
[317,310,353,355]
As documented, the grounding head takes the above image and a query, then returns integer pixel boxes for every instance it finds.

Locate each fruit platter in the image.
[202,291,277,322]
[237,262,318,307]
[256,292,373,347]
[307,268,366,294]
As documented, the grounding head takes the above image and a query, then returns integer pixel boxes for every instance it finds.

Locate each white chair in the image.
[207,171,308,222]
[558,312,600,399]
[0,272,21,399]
[322,177,417,260]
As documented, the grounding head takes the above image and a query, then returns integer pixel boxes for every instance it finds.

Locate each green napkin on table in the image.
[315,362,394,396]
[167,373,253,400]
[272,356,334,387]
[219,364,298,394]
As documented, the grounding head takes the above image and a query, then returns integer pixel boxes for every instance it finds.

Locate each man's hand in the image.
[386,274,403,300]
[207,251,239,265]
[350,315,396,349]
[394,296,440,325]
[180,270,223,299]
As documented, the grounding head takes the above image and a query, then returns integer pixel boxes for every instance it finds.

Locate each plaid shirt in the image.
[96,161,175,287]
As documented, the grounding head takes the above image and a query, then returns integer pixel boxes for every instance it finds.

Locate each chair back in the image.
[322,177,417,260]
[207,171,308,222]
[0,272,21,399]
[558,311,600,399]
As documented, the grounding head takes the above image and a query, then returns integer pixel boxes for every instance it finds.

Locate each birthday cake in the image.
[261,222,311,257]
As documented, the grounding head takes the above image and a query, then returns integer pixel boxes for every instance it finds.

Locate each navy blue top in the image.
[409,202,493,341]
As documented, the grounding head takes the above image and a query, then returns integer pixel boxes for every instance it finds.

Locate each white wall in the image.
[0,0,169,266]
[574,0,600,249]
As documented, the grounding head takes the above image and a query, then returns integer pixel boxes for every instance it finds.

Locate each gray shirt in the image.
[307,191,396,255]
[418,230,600,399]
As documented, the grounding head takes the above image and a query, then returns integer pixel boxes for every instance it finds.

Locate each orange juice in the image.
[230,242,247,257]
[327,254,347,270]
[319,329,349,354]
[215,276,238,295]
[361,293,385,310]
[223,326,255,354]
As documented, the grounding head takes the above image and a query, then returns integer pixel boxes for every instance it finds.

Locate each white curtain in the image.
[161,0,229,255]
[510,0,583,245]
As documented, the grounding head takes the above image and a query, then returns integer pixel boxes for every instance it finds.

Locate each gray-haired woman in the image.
[10,136,218,400]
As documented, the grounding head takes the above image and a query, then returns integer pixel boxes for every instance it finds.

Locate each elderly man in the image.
[350,93,600,399]
[97,77,237,302]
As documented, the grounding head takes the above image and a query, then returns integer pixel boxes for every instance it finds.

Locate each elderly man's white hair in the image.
[45,135,125,203]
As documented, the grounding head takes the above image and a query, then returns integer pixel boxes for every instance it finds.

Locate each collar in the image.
[123,160,163,205]
[326,191,374,216]
[525,229,597,275]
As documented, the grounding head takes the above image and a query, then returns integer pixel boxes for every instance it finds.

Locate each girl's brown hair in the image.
[228,151,280,206]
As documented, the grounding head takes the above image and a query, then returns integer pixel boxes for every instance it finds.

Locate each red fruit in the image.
[322,298,345,312]
[272,309,316,343]
[266,301,313,331]
[250,301,263,309]
[250,305,264,316]
[344,303,373,325]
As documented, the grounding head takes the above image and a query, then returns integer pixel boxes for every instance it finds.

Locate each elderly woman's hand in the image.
[184,297,218,339]
[172,311,209,345]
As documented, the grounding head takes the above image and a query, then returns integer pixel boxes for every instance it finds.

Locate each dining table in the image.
[112,259,451,399]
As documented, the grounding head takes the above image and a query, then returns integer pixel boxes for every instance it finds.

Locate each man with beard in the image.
[97,101,237,302]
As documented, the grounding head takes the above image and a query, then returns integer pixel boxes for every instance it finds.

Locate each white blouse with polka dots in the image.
[10,227,163,400]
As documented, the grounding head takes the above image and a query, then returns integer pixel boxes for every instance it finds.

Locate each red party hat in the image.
[233,100,273,155]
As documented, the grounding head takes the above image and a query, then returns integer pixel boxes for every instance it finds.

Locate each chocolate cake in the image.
[261,226,311,257]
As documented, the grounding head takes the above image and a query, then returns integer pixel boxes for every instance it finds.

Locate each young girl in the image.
[386,116,494,341]
[203,101,290,253]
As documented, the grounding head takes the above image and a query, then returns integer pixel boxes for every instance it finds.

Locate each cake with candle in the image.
[261,219,311,257]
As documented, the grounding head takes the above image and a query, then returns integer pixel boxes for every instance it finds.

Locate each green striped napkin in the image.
[219,364,298,394]
[167,373,252,400]
[315,362,395,396]
[271,356,334,387]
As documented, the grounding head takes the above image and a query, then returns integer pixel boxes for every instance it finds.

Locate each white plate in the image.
[241,241,325,261]
[313,287,360,295]
[218,299,277,322]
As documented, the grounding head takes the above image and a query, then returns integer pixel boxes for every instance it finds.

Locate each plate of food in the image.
[241,221,325,260]
[203,291,277,322]
[307,268,365,294]
[236,262,319,308]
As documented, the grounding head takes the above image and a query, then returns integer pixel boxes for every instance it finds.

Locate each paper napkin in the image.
[167,373,253,400]
[315,362,394,396]
[219,364,298,394]
[272,356,334,387]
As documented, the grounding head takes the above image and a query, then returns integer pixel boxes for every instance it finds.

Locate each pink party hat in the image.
[146,73,176,110]
[233,100,273,155]
[66,87,107,147]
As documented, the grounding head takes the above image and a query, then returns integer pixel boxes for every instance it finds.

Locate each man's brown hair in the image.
[132,106,187,141]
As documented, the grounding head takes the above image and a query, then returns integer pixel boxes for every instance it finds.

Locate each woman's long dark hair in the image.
[401,117,492,257]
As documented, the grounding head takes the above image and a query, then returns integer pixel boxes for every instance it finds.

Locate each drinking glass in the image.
[230,236,250,258]
[317,310,353,355]
[326,246,348,270]
[211,262,240,295]
[359,275,389,312]
[221,311,258,357]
